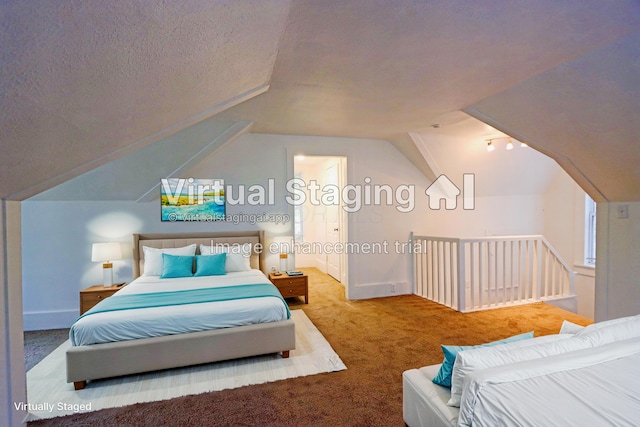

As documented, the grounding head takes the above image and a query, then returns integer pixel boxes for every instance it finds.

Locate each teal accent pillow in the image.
[432,331,534,387]
[160,254,194,278]
[194,253,227,277]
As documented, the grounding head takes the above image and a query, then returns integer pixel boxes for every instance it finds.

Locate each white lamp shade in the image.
[91,242,123,263]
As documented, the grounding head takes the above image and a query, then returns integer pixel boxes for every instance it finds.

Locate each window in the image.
[585,195,596,265]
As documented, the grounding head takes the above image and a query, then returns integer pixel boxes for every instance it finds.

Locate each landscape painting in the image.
[161,178,225,222]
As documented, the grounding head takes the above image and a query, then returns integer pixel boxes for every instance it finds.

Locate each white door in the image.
[324,160,341,281]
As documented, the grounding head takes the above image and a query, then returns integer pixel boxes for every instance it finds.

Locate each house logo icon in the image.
[425,174,475,210]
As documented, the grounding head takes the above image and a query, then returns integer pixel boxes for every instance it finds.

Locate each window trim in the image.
[584,195,596,266]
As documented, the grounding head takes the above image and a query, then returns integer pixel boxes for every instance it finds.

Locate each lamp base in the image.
[102,263,113,287]
[279,254,288,273]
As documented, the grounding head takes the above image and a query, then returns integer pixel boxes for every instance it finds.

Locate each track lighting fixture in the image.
[485,137,527,152]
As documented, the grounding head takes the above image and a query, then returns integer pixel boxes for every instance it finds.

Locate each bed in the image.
[66,231,295,390]
[403,314,640,427]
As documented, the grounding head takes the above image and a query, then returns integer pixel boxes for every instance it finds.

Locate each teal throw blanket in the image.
[80,283,290,319]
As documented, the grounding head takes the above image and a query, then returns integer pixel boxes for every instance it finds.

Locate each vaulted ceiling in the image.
[2,0,639,201]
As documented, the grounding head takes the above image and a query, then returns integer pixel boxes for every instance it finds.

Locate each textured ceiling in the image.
[0,0,291,199]
[465,32,640,202]
[1,0,639,201]
[219,0,639,139]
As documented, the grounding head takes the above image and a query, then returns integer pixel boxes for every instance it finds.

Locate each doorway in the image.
[293,155,348,285]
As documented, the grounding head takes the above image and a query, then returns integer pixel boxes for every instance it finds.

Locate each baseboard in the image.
[543,296,578,314]
[23,309,77,331]
[348,281,411,300]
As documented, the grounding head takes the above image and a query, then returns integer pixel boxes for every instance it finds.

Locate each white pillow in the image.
[200,243,252,272]
[575,313,640,332]
[448,334,577,407]
[559,320,585,334]
[199,243,216,255]
[142,244,196,276]
[449,314,640,408]
[575,314,640,346]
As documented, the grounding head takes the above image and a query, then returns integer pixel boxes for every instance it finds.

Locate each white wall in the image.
[21,196,303,331]
[420,194,545,238]
[190,134,436,300]
[595,202,640,321]
[543,168,596,319]
[1,201,26,426]
[543,170,579,263]
[574,266,595,319]
[420,165,596,319]
[22,132,604,329]
[22,201,153,329]
[21,134,437,328]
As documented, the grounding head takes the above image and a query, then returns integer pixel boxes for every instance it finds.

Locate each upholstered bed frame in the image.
[66,231,296,390]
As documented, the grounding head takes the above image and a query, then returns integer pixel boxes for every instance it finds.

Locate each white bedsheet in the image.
[458,336,640,427]
[70,270,288,346]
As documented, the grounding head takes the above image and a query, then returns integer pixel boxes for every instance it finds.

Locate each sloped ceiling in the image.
[465,31,640,202]
[1,0,639,201]
[413,116,563,198]
[0,0,291,199]
[218,0,639,139]
[29,118,247,201]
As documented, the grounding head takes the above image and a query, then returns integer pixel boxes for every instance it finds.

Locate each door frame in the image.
[290,151,349,290]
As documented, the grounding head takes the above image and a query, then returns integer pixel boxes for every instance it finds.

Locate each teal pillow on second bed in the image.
[432,331,534,387]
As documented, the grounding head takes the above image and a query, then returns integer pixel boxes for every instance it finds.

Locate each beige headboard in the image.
[132,231,265,279]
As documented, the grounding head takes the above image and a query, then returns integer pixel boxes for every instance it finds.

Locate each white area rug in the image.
[26,310,346,421]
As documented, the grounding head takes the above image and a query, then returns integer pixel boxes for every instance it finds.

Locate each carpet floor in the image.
[24,328,70,372]
[28,267,590,426]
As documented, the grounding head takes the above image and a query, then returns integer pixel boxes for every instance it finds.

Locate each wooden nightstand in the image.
[79,284,123,315]
[269,273,309,304]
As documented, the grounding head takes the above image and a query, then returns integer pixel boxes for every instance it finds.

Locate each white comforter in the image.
[70,270,288,346]
[458,336,640,427]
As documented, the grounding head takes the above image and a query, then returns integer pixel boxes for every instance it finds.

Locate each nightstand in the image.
[269,273,309,304]
[79,284,123,315]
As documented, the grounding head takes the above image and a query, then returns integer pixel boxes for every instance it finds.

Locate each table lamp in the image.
[92,242,123,287]
[270,235,294,273]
